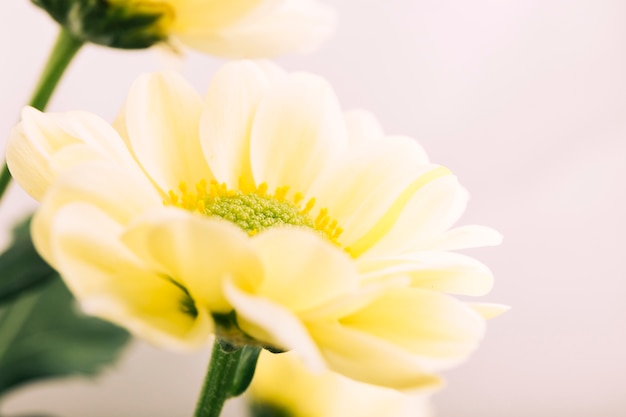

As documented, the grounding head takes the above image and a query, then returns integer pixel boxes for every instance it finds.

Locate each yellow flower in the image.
[6,61,506,390]
[249,351,436,417]
[34,0,335,55]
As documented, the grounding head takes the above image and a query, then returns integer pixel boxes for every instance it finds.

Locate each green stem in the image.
[0,27,84,203]
[194,339,244,417]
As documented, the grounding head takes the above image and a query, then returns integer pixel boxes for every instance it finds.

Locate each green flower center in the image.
[165,180,343,241]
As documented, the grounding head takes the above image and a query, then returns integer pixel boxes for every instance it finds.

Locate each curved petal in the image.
[307,321,443,390]
[309,140,436,247]
[425,225,503,251]
[250,72,348,194]
[344,109,385,145]
[32,162,161,266]
[121,208,263,313]
[358,252,495,296]
[175,0,336,59]
[6,107,135,200]
[352,172,469,259]
[171,0,281,34]
[339,288,486,360]
[468,303,510,319]
[123,71,212,192]
[49,202,212,351]
[250,227,359,313]
[224,280,326,371]
[200,60,286,189]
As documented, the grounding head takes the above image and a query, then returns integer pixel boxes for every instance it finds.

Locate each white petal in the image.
[358,252,495,296]
[175,0,336,58]
[200,60,286,189]
[49,202,212,350]
[121,208,263,313]
[224,280,326,372]
[426,225,503,251]
[123,71,212,192]
[309,140,436,247]
[32,162,161,266]
[250,227,359,313]
[250,72,348,194]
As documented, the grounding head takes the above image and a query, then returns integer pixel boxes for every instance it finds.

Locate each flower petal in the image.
[250,72,348,194]
[200,60,286,189]
[338,288,485,361]
[468,303,510,319]
[224,280,326,372]
[121,208,263,313]
[123,71,212,192]
[307,321,443,390]
[6,107,134,200]
[175,0,336,58]
[352,172,469,258]
[171,0,281,34]
[358,252,495,296]
[425,225,503,251]
[309,139,436,247]
[344,109,385,145]
[48,202,212,350]
[32,162,161,266]
[250,227,359,313]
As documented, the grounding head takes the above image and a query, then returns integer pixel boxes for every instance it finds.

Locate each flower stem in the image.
[0,27,84,203]
[194,339,245,417]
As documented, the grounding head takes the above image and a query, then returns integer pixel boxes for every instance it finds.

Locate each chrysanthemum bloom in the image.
[7,61,505,390]
[33,0,335,55]
[249,351,435,417]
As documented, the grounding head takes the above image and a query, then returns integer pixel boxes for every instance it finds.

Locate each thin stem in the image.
[193,339,244,417]
[0,27,84,203]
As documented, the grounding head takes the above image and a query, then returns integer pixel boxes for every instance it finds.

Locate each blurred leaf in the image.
[0,276,130,397]
[249,403,292,417]
[0,216,56,305]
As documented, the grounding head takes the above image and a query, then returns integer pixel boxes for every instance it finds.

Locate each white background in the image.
[1,1,625,416]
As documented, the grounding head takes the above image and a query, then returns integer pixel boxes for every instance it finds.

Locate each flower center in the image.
[164,180,343,242]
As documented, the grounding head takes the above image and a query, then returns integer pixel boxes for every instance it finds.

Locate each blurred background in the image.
[1,0,625,416]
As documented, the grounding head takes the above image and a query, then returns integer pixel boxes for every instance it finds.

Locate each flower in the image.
[33,0,335,55]
[6,61,506,390]
[249,351,436,417]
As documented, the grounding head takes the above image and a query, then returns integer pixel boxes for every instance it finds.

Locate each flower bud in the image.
[32,0,172,49]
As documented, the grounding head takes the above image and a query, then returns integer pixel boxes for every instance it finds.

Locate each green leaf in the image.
[0,276,130,397]
[229,345,261,398]
[0,217,56,305]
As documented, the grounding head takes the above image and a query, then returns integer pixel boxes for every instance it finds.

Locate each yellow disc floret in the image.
[165,180,343,243]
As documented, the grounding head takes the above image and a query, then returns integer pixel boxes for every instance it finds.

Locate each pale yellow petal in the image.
[358,252,495,296]
[352,172,468,258]
[339,288,485,360]
[6,107,134,200]
[48,203,212,350]
[308,321,443,390]
[123,71,212,192]
[170,0,281,34]
[121,208,263,313]
[176,0,336,59]
[250,72,348,194]
[468,302,510,319]
[309,142,437,247]
[32,162,161,266]
[250,227,359,313]
[200,60,286,189]
[344,109,385,145]
[224,280,326,371]
[425,225,503,251]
